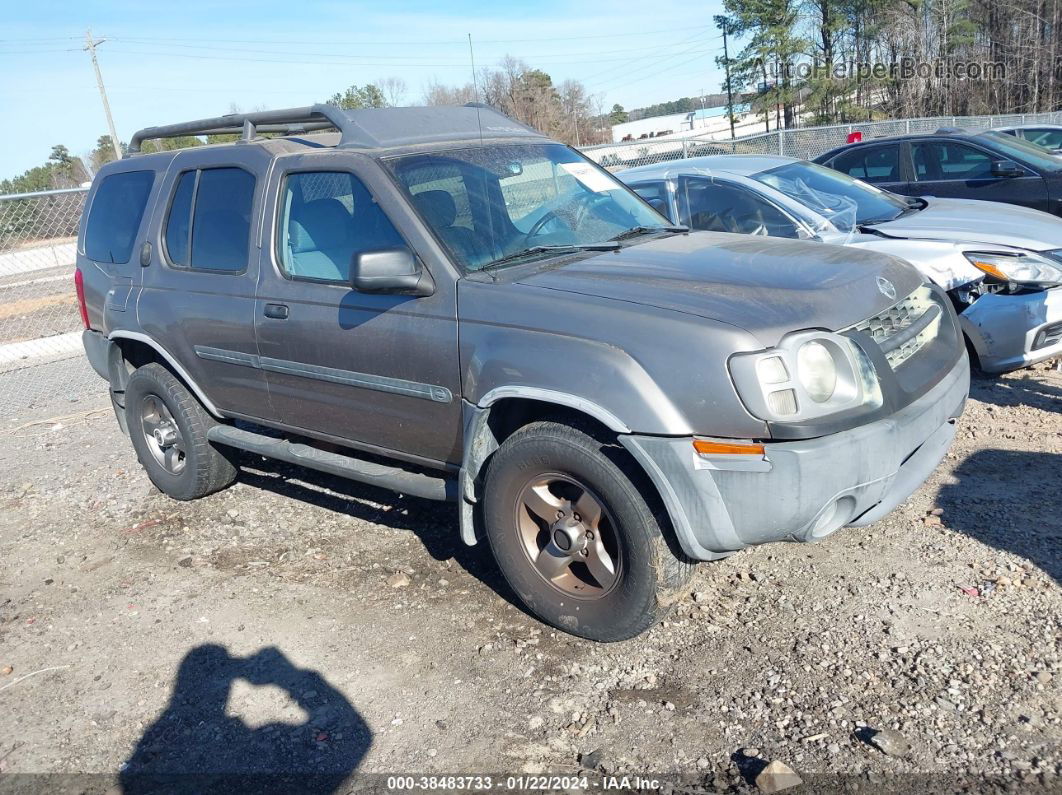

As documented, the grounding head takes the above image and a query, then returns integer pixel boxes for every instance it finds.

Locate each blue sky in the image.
[0,0,729,179]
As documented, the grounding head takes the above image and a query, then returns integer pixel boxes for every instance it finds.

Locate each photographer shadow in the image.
[121,644,370,795]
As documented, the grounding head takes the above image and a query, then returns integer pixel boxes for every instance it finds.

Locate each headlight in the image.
[729,331,882,424]
[796,340,837,402]
[964,251,1062,286]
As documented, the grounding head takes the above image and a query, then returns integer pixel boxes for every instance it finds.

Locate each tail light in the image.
[74,268,90,329]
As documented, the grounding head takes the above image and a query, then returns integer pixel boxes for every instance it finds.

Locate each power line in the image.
[46,23,719,47]
[104,35,721,61]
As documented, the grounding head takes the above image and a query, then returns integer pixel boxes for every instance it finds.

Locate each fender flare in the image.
[457,387,634,546]
[108,330,223,417]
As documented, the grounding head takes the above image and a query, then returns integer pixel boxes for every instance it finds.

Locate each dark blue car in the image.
[814,128,1062,217]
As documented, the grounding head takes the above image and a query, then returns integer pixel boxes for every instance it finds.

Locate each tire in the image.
[482,420,694,642]
[125,363,237,501]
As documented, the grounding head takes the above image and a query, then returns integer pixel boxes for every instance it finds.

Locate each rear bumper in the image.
[82,329,111,381]
[621,352,969,561]
[960,287,1062,373]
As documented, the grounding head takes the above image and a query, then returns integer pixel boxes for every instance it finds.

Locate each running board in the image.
[207,425,456,502]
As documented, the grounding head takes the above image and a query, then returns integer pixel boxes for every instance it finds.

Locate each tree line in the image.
[721,0,1062,128]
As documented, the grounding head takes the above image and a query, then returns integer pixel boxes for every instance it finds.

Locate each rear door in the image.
[253,152,462,465]
[828,143,909,194]
[137,147,273,418]
[910,140,1049,209]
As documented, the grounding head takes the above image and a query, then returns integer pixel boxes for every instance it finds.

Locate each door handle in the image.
[263,303,289,319]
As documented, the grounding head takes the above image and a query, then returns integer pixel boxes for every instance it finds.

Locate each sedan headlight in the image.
[964,251,1062,287]
[729,331,882,424]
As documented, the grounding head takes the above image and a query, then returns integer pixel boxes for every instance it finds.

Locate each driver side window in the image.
[676,178,802,238]
[278,171,405,283]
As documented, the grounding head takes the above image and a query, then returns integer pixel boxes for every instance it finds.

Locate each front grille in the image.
[846,286,941,369]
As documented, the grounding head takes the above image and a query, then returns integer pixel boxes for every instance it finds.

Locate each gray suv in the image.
[76,104,969,641]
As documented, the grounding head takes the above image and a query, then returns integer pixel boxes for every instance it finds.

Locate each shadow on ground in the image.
[234,456,520,610]
[936,448,1062,584]
[971,369,1062,413]
[121,645,370,794]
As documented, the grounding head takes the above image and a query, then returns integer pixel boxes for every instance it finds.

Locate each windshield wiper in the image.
[483,242,622,270]
[609,224,689,241]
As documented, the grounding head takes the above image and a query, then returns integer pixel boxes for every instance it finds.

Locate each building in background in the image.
[611,105,750,143]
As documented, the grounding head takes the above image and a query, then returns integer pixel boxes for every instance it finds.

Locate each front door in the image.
[253,152,462,465]
[910,140,1049,210]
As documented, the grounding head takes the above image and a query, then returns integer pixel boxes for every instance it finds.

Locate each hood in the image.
[514,231,922,346]
[871,197,1062,252]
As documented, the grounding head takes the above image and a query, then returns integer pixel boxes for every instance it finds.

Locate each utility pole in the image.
[714,15,737,139]
[84,30,121,161]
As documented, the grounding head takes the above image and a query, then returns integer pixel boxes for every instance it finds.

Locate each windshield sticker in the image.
[560,162,617,193]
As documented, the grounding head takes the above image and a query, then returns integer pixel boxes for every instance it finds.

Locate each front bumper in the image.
[620,352,969,561]
[960,287,1062,373]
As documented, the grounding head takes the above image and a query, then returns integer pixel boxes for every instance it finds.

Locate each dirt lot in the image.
[0,362,1059,793]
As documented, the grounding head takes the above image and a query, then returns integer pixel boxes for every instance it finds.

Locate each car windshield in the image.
[750,161,909,231]
[980,131,1062,170]
[385,143,671,271]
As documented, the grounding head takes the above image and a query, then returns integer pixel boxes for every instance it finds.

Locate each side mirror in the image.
[350,248,433,296]
[991,159,1024,178]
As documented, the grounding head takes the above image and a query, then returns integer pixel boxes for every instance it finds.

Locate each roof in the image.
[619,154,799,180]
[994,123,1062,131]
[127,103,547,156]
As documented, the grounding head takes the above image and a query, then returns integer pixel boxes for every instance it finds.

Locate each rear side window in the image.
[164,167,256,272]
[831,145,900,184]
[85,170,154,264]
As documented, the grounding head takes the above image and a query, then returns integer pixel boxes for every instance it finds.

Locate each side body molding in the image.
[108,330,223,417]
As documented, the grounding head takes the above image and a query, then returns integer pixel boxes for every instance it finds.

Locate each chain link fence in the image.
[3,110,1062,423]
[0,187,102,425]
[582,110,1062,170]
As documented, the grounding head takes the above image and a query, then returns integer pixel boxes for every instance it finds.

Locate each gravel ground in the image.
[0,361,1059,793]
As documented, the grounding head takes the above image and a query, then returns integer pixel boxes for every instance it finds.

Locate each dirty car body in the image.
[620,155,1062,373]
[76,105,967,640]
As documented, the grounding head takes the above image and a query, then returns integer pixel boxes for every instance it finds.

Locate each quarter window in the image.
[84,170,154,264]
[278,171,405,282]
[164,166,255,271]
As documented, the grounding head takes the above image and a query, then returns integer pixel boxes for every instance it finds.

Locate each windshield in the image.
[385,143,670,271]
[980,131,1062,170]
[750,161,909,231]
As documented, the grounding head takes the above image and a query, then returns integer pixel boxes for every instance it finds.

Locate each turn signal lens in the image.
[693,439,766,456]
[968,259,1008,280]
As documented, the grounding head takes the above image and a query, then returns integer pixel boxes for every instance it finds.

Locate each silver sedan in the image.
[620,155,1062,373]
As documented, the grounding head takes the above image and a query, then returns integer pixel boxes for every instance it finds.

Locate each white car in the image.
[620,155,1062,373]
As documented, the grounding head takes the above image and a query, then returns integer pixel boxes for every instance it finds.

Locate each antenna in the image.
[467,33,496,277]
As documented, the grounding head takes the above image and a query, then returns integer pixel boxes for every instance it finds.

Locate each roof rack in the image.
[127,104,367,155]
[127,103,547,157]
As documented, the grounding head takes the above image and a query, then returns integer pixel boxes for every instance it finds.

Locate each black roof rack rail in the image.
[127,104,368,155]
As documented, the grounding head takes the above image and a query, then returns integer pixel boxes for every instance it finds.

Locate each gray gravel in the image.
[0,361,1059,792]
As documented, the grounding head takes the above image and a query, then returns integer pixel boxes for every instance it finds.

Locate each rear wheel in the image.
[125,363,237,500]
[482,420,693,641]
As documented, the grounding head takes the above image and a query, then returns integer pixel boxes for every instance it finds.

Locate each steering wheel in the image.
[522,192,600,243]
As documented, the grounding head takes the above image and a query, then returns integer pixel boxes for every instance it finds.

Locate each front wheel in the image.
[482,420,693,641]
